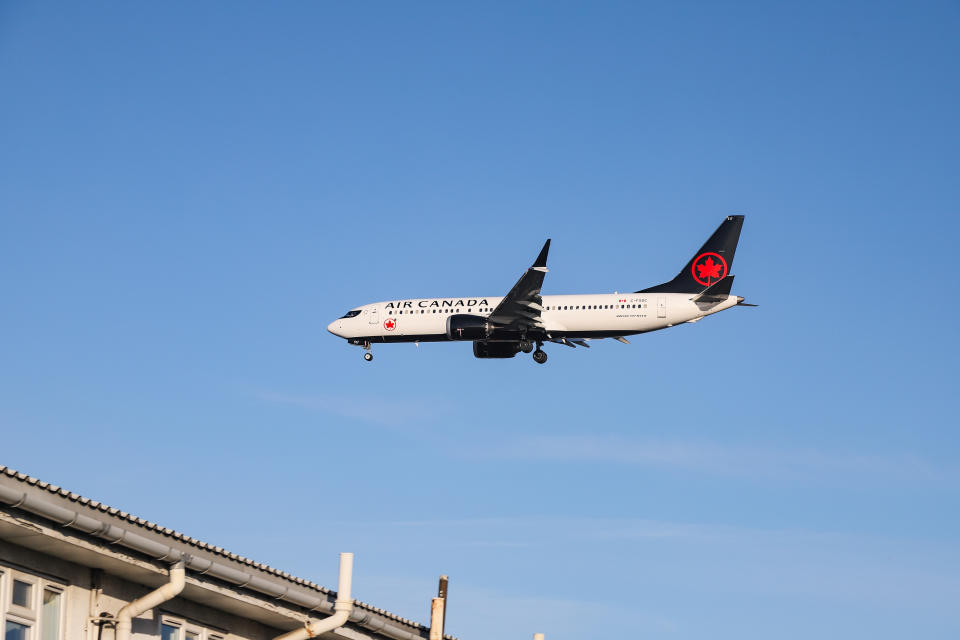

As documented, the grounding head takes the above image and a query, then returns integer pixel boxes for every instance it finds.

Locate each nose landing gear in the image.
[362,341,373,362]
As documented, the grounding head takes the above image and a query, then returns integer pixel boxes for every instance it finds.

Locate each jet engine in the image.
[472,341,521,359]
[446,314,494,341]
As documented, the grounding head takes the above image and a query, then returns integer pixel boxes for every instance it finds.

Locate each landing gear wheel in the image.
[519,340,534,353]
[363,352,373,362]
[532,349,548,364]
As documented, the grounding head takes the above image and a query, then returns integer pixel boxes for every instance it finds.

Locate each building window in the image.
[1,567,64,640]
[11,582,30,609]
[5,621,29,640]
[161,622,180,640]
[40,592,59,640]
[160,615,224,640]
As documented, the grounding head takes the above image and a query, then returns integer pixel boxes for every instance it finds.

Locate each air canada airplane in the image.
[328,215,752,363]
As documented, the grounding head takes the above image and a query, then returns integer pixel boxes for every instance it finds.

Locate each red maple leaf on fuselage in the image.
[696,257,722,283]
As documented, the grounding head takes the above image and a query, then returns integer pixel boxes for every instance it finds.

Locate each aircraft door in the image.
[657,297,666,319]
[369,306,379,325]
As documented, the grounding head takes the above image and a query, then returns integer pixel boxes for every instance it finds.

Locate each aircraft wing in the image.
[488,239,551,331]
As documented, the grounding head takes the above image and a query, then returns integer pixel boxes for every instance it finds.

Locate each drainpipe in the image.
[275,553,354,640]
[116,560,186,640]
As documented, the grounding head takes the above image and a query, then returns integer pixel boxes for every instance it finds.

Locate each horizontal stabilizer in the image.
[692,275,734,302]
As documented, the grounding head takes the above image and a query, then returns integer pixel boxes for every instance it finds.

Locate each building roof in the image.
[0,465,451,640]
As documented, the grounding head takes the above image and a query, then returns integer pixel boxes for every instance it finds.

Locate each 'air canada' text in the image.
[385,299,491,309]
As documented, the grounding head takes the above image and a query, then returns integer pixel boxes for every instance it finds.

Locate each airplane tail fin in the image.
[637,215,744,293]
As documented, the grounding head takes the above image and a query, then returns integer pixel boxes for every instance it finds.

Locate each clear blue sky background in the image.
[2,2,959,638]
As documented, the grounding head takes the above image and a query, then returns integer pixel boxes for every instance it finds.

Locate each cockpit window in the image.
[340,310,361,319]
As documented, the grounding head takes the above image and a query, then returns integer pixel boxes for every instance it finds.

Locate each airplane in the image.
[328,215,753,363]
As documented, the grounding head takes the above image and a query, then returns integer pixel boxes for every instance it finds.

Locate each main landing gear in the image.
[519,339,534,353]
[532,340,547,364]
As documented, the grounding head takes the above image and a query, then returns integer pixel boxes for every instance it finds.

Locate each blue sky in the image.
[1,1,959,638]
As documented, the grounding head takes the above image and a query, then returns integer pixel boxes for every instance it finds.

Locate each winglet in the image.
[532,239,551,270]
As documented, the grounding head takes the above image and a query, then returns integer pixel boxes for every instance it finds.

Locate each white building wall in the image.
[0,540,278,640]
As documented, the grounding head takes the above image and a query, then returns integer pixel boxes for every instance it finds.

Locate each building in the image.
[0,466,453,640]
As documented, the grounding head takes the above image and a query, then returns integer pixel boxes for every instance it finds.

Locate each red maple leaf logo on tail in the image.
[696,257,722,283]
[691,252,727,286]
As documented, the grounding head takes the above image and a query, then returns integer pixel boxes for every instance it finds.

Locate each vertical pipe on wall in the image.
[274,553,354,640]
[116,561,186,640]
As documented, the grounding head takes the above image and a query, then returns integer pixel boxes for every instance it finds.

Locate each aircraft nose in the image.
[327,320,344,337]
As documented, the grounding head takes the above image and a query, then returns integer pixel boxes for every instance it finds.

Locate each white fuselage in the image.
[327,292,740,343]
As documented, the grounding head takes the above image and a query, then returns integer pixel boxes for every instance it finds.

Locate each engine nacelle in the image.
[473,341,521,359]
[446,314,494,341]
